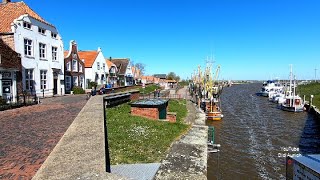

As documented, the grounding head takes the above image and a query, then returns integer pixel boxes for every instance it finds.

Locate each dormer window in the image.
[38,27,46,35]
[23,22,31,29]
[51,32,57,39]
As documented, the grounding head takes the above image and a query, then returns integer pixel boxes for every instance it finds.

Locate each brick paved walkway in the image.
[0,95,88,180]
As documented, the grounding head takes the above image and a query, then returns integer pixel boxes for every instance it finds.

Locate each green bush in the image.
[0,97,6,105]
[88,81,98,89]
[72,86,85,94]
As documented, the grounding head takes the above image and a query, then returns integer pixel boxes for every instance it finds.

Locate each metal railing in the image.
[0,94,38,111]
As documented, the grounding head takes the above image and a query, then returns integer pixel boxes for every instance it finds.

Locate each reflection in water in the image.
[207,83,319,179]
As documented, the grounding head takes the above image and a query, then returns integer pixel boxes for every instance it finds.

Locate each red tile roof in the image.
[0,1,53,33]
[78,51,98,68]
[63,51,69,58]
[106,59,116,69]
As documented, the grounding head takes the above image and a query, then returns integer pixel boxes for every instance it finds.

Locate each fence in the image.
[0,94,38,111]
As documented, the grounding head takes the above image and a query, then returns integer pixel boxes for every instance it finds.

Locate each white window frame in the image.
[73,76,78,86]
[66,62,71,71]
[24,38,33,56]
[79,75,84,88]
[79,63,83,72]
[39,43,46,59]
[97,62,100,70]
[72,59,78,72]
[103,63,105,70]
[25,69,34,91]
[23,21,31,29]
[38,27,46,35]
[65,76,71,90]
[51,32,57,39]
[52,46,57,61]
[40,70,47,90]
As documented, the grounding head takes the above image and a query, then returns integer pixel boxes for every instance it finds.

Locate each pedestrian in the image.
[154,89,157,98]
[91,86,96,96]
[157,89,160,98]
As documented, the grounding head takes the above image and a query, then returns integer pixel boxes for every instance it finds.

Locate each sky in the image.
[19,0,320,80]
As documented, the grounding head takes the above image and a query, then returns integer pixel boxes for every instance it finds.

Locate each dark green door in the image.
[159,107,167,119]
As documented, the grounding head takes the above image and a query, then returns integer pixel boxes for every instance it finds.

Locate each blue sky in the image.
[21,0,320,80]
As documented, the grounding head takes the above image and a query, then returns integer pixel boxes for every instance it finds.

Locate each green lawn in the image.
[106,99,190,164]
[297,82,320,108]
[139,84,160,94]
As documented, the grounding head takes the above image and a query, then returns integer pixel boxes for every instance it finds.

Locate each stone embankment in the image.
[154,88,208,180]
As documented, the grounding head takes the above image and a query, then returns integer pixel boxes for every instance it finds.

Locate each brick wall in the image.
[130,91,140,101]
[131,107,159,120]
[167,112,177,123]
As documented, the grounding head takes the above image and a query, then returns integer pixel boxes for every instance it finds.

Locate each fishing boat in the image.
[206,95,224,120]
[256,80,284,97]
[280,65,305,112]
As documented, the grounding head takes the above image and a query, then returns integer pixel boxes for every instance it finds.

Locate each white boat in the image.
[256,80,284,97]
[280,65,305,112]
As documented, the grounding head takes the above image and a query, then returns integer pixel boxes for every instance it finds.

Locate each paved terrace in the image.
[0,95,88,179]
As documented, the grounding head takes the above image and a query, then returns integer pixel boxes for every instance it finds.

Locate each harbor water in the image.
[207,83,320,179]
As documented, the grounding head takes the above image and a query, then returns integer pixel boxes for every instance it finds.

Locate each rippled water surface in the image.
[207,83,320,179]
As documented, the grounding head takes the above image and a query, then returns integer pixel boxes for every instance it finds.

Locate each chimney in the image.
[2,0,11,4]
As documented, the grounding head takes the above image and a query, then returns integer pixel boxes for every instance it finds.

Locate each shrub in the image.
[72,86,85,94]
[0,97,6,105]
[88,81,98,89]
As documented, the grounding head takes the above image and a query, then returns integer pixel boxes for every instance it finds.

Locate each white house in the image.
[0,0,65,97]
[78,48,109,88]
[110,58,134,86]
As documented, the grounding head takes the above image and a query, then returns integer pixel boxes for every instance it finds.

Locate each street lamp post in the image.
[103,97,111,173]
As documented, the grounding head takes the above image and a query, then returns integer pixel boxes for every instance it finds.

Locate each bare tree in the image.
[135,63,145,75]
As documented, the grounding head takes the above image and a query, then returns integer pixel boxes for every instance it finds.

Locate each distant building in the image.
[111,58,133,86]
[153,74,167,79]
[132,66,141,84]
[78,48,108,88]
[0,0,65,97]
[64,40,85,93]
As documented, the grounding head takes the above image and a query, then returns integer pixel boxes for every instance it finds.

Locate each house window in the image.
[72,60,78,72]
[24,38,32,56]
[40,70,47,89]
[51,32,57,39]
[39,43,46,59]
[38,27,46,35]
[66,62,71,71]
[103,63,105,70]
[79,63,83,72]
[25,69,34,90]
[73,76,78,86]
[65,76,71,90]
[23,22,31,29]
[80,75,84,88]
[52,46,57,61]
[97,62,100,70]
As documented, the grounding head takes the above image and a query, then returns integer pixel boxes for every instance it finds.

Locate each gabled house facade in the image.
[0,38,22,102]
[111,58,134,86]
[0,0,65,97]
[132,66,141,85]
[64,40,85,93]
[78,48,108,88]
[106,58,117,88]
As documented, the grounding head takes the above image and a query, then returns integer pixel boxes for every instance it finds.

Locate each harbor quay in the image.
[1,87,209,180]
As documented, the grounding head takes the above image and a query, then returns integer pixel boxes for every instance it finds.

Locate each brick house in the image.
[111,58,134,86]
[64,40,85,93]
[0,0,65,97]
[0,38,22,102]
[78,48,108,88]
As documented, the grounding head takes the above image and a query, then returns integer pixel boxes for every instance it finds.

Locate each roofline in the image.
[0,32,14,35]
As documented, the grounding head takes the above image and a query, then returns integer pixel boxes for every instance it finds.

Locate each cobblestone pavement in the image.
[0,95,88,180]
